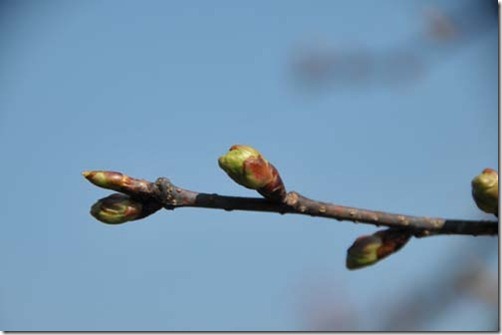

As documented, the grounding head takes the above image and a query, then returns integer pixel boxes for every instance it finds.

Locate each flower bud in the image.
[82,170,151,195]
[218,145,286,201]
[346,235,381,270]
[346,229,411,270]
[90,194,143,224]
[471,168,498,216]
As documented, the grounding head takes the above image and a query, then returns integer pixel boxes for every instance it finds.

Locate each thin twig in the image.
[142,177,497,237]
[82,171,498,236]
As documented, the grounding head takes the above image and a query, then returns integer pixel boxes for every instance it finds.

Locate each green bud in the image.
[83,170,152,196]
[346,235,382,270]
[346,229,411,270]
[90,194,143,224]
[472,168,498,216]
[83,170,133,193]
[218,145,268,188]
[218,145,286,201]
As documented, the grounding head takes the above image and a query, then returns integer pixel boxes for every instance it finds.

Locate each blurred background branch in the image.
[289,1,497,91]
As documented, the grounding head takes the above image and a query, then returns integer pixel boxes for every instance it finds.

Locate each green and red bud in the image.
[90,193,143,224]
[90,193,162,224]
[82,170,151,195]
[471,168,498,217]
[346,229,411,270]
[218,145,286,201]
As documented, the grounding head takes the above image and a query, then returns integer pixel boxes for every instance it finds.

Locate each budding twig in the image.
[83,171,498,237]
[83,144,498,270]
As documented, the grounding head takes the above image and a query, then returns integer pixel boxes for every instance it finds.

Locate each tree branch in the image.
[88,174,497,237]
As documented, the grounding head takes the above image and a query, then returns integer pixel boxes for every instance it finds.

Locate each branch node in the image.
[285,192,299,206]
[154,177,183,210]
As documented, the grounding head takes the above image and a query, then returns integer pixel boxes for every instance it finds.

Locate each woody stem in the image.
[149,178,498,237]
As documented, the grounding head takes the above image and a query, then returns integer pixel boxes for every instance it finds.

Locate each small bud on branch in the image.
[346,229,411,270]
[82,170,154,199]
[91,193,144,224]
[90,193,162,224]
[218,145,286,201]
[82,145,498,270]
[471,168,498,217]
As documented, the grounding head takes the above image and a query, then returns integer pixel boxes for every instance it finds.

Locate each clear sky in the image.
[0,0,498,331]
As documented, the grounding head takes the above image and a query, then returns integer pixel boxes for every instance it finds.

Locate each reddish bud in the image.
[82,171,151,195]
[218,145,286,201]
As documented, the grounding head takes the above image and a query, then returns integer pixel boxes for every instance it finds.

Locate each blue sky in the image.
[0,0,498,330]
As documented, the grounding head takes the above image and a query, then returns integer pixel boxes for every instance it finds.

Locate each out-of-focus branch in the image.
[290,1,497,90]
[380,240,498,330]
